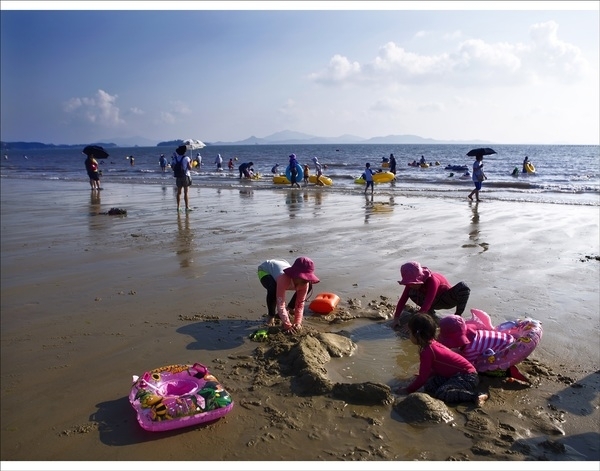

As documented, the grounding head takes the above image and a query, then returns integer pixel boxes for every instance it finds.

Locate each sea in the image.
[1,143,599,206]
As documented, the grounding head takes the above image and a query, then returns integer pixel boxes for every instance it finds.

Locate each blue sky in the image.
[1,2,599,145]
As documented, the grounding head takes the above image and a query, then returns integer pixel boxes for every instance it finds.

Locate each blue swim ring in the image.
[286,163,304,182]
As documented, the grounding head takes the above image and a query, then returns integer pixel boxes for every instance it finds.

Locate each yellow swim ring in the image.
[309,175,333,186]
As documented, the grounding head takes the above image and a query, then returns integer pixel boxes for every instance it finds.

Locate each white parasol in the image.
[183,139,206,158]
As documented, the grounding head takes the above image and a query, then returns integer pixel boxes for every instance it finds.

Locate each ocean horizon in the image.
[2,143,598,206]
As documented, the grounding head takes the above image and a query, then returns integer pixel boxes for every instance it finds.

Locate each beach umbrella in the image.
[183,139,206,149]
[82,145,109,159]
[466,147,496,157]
[182,139,206,159]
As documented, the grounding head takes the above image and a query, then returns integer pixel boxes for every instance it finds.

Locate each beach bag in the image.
[172,157,185,178]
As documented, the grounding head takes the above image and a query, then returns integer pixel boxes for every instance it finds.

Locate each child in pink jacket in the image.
[257,257,320,334]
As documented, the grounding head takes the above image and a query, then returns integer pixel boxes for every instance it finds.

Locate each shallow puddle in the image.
[326,320,419,386]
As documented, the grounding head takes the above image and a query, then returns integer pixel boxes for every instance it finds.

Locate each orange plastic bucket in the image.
[309,292,340,314]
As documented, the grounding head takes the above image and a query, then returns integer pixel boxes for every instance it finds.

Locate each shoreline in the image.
[1,178,599,467]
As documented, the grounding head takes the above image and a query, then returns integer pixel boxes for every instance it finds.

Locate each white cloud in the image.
[278,98,297,117]
[155,101,192,125]
[309,21,592,89]
[369,97,408,112]
[418,102,446,113]
[308,54,361,84]
[443,30,463,41]
[525,20,590,83]
[63,89,124,127]
[169,100,192,115]
[158,111,176,124]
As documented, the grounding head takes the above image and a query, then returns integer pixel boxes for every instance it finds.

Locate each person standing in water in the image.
[215,153,223,171]
[312,157,325,186]
[289,154,301,188]
[363,162,375,195]
[173,145,193,212]
[159,154,167,172]
[84,153,101,190]
[468,155,486,201]
[389,153,397,174]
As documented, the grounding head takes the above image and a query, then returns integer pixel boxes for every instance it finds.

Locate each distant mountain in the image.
[1,130,490,151]
[211,129,489,145]
[211,129,365,145]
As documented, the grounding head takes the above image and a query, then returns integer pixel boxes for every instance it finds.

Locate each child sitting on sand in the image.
[397,313,488,406]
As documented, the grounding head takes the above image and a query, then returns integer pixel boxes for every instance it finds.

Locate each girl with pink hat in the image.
[391,261,470,329]
[398,313,489,406]
[437,311,541,383]
[257,257,319,334]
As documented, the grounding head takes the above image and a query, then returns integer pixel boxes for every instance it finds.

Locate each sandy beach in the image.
[1,178,599,469]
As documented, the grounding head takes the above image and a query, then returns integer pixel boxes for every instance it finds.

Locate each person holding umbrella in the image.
[468,154,487,201]
[84,154,101,190]
[83,145,108,190]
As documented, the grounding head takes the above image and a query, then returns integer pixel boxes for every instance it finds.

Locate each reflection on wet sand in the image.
[286,189,303,218]
[88,189,106,232]
[466,200,488,252]
[176,212,195,268]
[364,194,395,223]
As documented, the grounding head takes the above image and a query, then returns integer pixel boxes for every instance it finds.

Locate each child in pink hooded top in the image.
[438,313,533,383]
[399,313,489,406]
[392,261,471,329]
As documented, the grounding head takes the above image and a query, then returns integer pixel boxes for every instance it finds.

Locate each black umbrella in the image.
[83,145,109,159]
[466,147,496,157]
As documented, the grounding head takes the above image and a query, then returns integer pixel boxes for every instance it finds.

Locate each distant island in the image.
[1,130,490,150]
[206,130,489,146]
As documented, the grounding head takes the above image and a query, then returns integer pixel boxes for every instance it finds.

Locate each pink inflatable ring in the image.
[129,362,234,432]
[465,309,543,372]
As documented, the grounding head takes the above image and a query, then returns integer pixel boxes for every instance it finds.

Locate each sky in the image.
[1,2,599,146]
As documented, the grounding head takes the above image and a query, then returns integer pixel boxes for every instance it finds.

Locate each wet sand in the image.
[0,178,599,469]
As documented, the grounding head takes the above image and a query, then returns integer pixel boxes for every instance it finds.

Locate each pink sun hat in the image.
[438,315,470,349]
[398,261,431,285]
[283,257,320,283]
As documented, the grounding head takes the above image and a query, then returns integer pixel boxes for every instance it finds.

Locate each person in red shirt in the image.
[397,313,489,406]
[392,261,471,329]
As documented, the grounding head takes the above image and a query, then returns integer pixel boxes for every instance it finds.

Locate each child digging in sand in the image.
[397,313,489,407]
[257,257,320,334]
